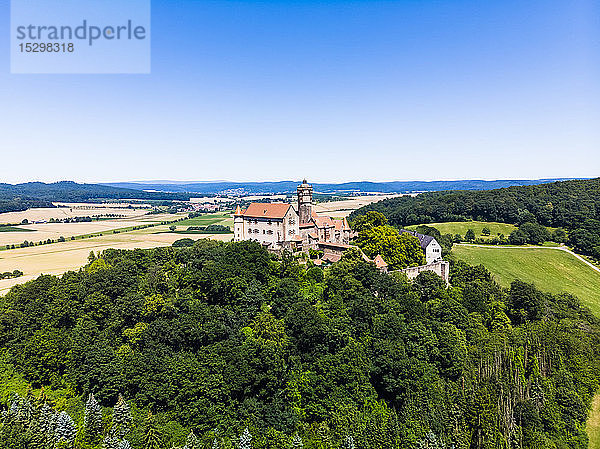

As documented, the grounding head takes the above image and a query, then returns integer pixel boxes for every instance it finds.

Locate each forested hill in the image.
[349,178,600,257]
[0,181,191,213]
[104,178,576,195]
[1,240,599,448]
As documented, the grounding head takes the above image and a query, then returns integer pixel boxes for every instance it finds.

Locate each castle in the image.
[234,180,352,255]
[234,180,449,282]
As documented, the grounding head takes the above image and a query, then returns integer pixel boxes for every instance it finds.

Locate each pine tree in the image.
[184,430,200,449]
[84,393,103,440]
[238,427,252,449]
[143,412,162,449]
[118,440,132,449]
[46,407,59,443]
[291,433,303,448]
[342,435,355,449]
[417,431,446,449]
[103,434,121,449]
[54,411,77,445]
[112,394,132,438]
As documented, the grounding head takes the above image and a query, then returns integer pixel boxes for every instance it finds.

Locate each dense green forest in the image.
[349,178,600,258]
[0,182,191,213]
[1,240,599,448]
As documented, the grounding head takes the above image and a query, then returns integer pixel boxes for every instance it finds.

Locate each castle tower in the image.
[297,179,313,224]
[233,205,244,241]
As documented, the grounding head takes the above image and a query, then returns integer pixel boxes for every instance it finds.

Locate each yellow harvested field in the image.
[0,202,152,224]
[0,220,151,246]
[0,226,232,295]
[313,194,406,218]
[0,194,388,295]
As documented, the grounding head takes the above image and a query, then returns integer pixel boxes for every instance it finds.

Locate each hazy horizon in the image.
[2,175,588,185]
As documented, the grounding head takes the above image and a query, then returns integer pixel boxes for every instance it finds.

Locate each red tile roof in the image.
[242,203,292,219]
[315,216,334,228]
[373,254,388,268]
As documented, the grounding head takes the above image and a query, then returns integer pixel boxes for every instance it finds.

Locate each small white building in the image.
[400,230,443,264]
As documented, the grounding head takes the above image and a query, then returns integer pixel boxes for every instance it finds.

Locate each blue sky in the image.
[1,0,599,183]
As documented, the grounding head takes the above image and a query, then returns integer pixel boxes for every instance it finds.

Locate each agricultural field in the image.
[0,220,234,295]
[0,211,236,295]
[170,212,233,228]
[1,193,393,295]
[453,245,600,315]
[0,201,185,248]
[0,220,156,247]
[0,226,31,233]
[407,221,517,239]
[0,202,151,223]
[312,194,406,218]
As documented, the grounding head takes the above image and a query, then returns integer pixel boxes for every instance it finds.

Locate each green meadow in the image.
[164,212,234,233]
[407,221,517,239]
[453,245,600,315]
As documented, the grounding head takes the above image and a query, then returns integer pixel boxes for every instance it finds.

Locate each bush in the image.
[172,238,195,247]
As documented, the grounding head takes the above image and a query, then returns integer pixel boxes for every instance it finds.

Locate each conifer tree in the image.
[45,407,59,443]
[118,440,132,449]
[84,393,103,440]
[103,434,121,449]
[238,427,252,449]
[342,435,355,449]
[184,430,200,449]
[112,394,132,438]
[54,411,76,445]
[142,412,162,449]
[291,433,303,448]
[417,431,446,449]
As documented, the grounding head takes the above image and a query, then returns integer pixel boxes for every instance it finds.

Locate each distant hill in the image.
[0,181,190,214]
[103,178,579,195]
[349,177,600,258]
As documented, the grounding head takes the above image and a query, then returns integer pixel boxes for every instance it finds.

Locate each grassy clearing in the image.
[174,213,232,228]
[453,245,600,315]
[588,394,600,449]
[407,221,517,239]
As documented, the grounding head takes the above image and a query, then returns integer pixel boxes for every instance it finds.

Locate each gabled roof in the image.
[373,254,388,268]
[314,215,335,228]
[333,217,351,231]
[399,229,435,250]
[242,202,292,219]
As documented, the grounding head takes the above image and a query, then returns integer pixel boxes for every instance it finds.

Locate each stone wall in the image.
[398,260,450,284]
